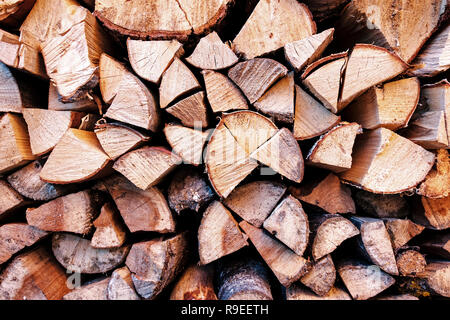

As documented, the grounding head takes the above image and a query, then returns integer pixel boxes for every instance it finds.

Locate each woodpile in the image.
[0,0,448,301]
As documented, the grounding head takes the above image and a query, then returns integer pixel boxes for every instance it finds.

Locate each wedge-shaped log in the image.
[99,53,127,104]
[0,180,27,220]
[91,202,127,249]
[166,91,209,128]
[287,285,351,300]
[384,218,425,250]
[63,278,109,300]
[299,255,336,297]
[413,195,450,230]
[418,149,450,199]
[170,264,217,300]
[107,267,140,300]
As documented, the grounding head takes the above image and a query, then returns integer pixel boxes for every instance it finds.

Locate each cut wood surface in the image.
[396,249,427,276]
[300,255,336,296]
[99,53,127,104]
[170,264,217,300]
[166,91,209,128]
[384,218,425,250]
[353,189,409,219]
[63,278,109,300]
[107,267,140,300]
[413,196,450,230]
[91,202,127,249]
[418,149,450,199]
[0,180,26,220]
[286,285,351,300]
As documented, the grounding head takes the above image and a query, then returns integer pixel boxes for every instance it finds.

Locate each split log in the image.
[413,195,450,230]
[48,84,98,113]
[0,0,36,28]
[159,58,201,109]
[239,221,310,287]
[164,124,209,166]
[107,267,140,300]
[289,173,356,214]
[167,168,215,214]
[202,70,248,113]
[286,285,351,300]
[384,219,425,250]
[299,255,336,296]
[40,128,111,184]
[420,233,450,259]
[302,0,349,22]
[125,232,189,299]
[91,202,127,249]
[97,174,175,233]
[170,264,217,300]
[0,223,48,265]
[127,38,183,84]
[396,249,427,276]
[232,0,316,59]
[113,146,180,190]
[306,122,362,173]
[254,72,295,123]
[342,78,421,131]
[99,53,127,104]
[166,91,209,128]
[0,113,35,174]
[0,247,69,300]
[293,85,340,140]
[52,233,130,274]
[186,31,238,70]
[284,28,334,72]
[94,122,150,160]
[418,149,450,199]
[228,58,288,104]
[63,278,109,300]
[217,255,273,300]
[404,111,449,149]
[198,201,248,265]
[0,180,27,220]
[224,181,286,227]
[337,259,395,300]
[339,128,435,194]
[353,189,409,219]
[263,195,309,256]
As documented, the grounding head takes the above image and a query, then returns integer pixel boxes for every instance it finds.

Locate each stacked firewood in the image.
[0,0,449,301]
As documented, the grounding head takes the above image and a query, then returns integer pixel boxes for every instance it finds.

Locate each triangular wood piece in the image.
[159,58,201,108]
[284,28,334,72]
[165,91,209,128]
[300,255,336,297]
[0,180,27,220]
[232,0,316,59]
[339,128,435,194]
[127,39,183,84]
[186,31,238,70]
[48,84,98,112]
[99,53,128,104]
[108,267,141,300]
[254,72,295,123]
[198,201,248,265]
[228,58,288,104]
[418,149,450,199]
[250,128,304,183]
[164,124,209,166]
[91,202,127,249]
[40,128,111,184]
[239,220,310,287]
[404,111,449,149]
[383,218,425,250]
[343,78,420,131]
[202,70,248,113]
[413,195,450,231]
[307,122,362,173]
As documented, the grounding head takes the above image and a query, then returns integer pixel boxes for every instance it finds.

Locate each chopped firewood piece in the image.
[0,0,35,28]
[94,0,234,40]
[0,223,48,265]
[376,294,419,300]
[293,85,341,140]
[418,149,450,199]
[98,174,175,233]
[353,189,409,218]
[170,264,217,300]
[339,128,435,194]
[91,202,127,249]
[232,0,316,59]
[164,124,209,166]
[250,128,304,182]
[396,249,427,276]
[186,32,238,70]
[413,196,450,230]
[263,195,309,256]
[99,53,127,104]
[198,201,248,265]
[127,39,183,84]
[126,233,189,299]
[349,216,398,275]
[218,255,273,300]
[310,214,359,260]
[202,70,248,113]
[159,58,201,109]
[307,122,362,173]
[420,233,450,259]
[23,108,83,156]
[107,267,140,300]
[26,190,101,235]
[166,91,209,128]
[240,221,309,287]
[384,218,425,250]
[424,82,450,140]
[254,72,295,123]
[404,111,448,149]
[52,233,130,274]
[302,0,348,22]
[94,122,149,160]
[337,259,395,300]
[289,173,356,214]
[284,28,334,72]
[228,58,288,104]
[113,146,180,190]
[287,285,351,300]
[48,84,97,112]
[300,255,336,297]
[0,180,26,220]
[63,278,109,300]
[168,168,215,214]
[0,113,35,174]
[336,0,447,63]
[342,78,420,131]
[40,129,111,184]
[224,181,286,227]
[411,24,450,77]
[0,247,69,300]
